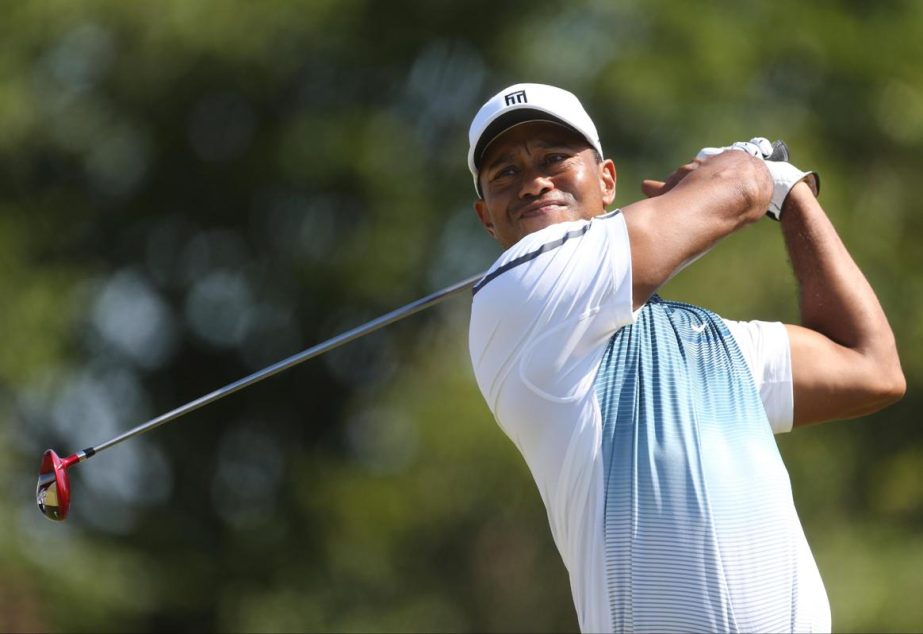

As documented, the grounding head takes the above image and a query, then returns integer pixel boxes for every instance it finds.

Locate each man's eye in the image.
[492,166,517,180]
[545,153,567,164]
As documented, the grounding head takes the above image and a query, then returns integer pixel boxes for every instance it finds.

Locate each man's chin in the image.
[517,209,574,238]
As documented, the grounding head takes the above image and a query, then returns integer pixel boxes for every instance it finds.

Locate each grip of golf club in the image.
[768,140,789,162]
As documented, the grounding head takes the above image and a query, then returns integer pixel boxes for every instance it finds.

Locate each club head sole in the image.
[37,449,71,521]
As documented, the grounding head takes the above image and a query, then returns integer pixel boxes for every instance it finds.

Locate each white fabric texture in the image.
[469,211,634,633]
[723,318,795,433]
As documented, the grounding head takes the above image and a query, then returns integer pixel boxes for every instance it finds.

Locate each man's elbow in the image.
[880,366,907,407]
[864,360,906,413]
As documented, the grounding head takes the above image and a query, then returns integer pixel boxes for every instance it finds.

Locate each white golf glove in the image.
[697,137,820,220]
[696,137,776,161]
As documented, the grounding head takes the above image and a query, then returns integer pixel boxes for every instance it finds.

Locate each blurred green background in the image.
[1,1,921,631]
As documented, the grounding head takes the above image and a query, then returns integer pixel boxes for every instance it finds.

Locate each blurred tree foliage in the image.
[1,0,921,632]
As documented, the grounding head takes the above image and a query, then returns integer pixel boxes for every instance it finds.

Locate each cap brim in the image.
[473,109,578,170]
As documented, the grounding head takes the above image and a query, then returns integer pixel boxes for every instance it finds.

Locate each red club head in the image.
[37,449,72,521]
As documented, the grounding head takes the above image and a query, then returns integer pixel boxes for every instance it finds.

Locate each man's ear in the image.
[601,158,617,206]
[474,199,496,239]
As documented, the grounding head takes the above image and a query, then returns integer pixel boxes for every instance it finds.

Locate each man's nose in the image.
[518,165,554,198]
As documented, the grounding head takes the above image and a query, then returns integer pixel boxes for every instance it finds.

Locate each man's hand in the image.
[764,161,819,220]
[641,138,777,198]
[643,138,820,221]
[696,137,777,161]
[641,161,700,198]
[704,137,819,221]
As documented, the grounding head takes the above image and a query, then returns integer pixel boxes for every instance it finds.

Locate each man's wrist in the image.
[780,181,817,218]
[765,162,819,221]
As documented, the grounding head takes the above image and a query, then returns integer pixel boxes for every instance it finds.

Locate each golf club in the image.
[36,142,794,522]
[37,272,484,521]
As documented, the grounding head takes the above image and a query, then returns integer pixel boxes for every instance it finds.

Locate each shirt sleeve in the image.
[722,318,794,434]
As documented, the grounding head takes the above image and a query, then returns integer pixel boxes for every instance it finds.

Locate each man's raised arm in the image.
[780,182,905,425]
[624,149,772,310]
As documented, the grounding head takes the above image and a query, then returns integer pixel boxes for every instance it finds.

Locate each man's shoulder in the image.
[495,209,622,268]
[474,210,625,298]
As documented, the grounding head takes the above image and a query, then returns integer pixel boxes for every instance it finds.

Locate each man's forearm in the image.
[780,182,903,386]
[782,184,885,346]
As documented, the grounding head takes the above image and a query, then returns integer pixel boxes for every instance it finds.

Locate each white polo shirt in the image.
[468,210,830,633]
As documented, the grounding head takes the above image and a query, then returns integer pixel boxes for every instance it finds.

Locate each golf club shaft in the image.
[77,272,483,461]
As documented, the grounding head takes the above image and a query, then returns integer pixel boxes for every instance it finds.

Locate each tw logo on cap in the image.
[504,90,527,106]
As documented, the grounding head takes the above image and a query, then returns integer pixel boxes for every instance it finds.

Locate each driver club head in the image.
[37,449,72,521]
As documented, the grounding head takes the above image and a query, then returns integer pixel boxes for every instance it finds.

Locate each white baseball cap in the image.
[467,83,604,196]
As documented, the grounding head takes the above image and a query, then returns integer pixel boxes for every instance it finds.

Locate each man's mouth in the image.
[516,199,567,219]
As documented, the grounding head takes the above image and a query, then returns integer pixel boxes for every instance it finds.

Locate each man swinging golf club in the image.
[467,83,905,632]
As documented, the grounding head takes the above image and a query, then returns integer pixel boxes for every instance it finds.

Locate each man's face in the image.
[473,121,616,250]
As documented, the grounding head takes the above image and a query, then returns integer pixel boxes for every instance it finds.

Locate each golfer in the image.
[467,83,904,633]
